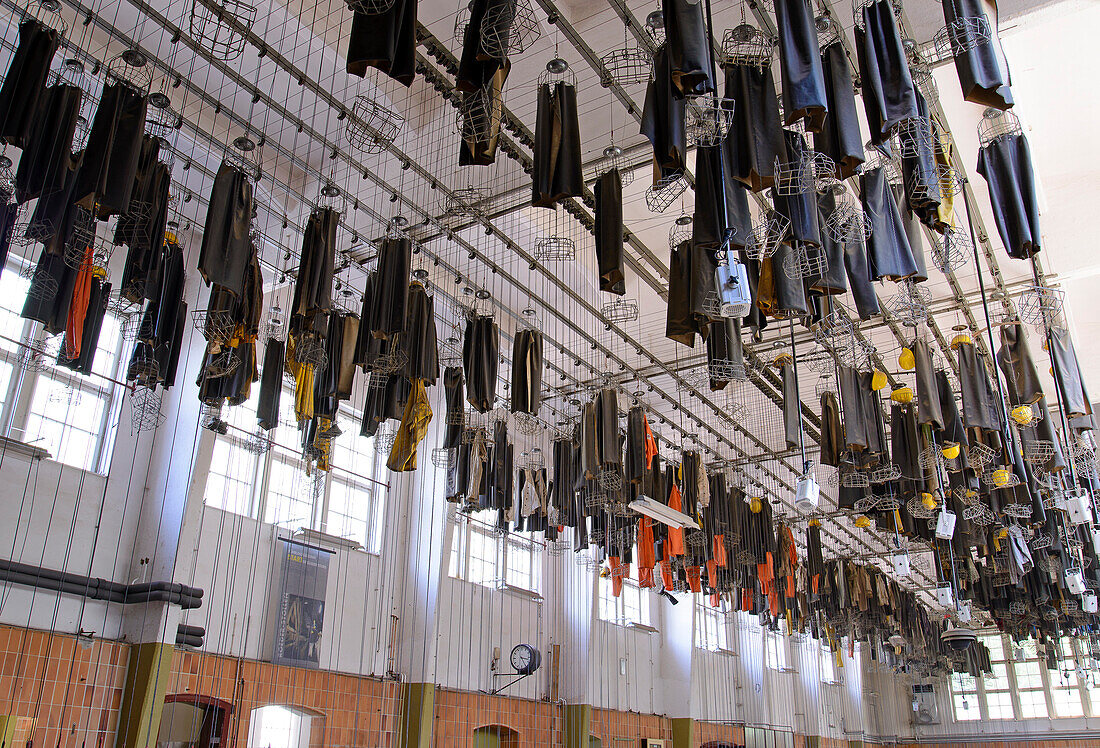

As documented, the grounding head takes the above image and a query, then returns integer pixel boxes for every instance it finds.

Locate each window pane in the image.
[23,375,106,471]
[767,632,787,669]
[985,690,1014,719]
[1018,688,1048,719]
[264,458,317,530]
[1051,671,1085,718]
[0,272,29,354]
[952,693,980,721]
[326,480,371,548]
[504,538,539,592]
[204,437,258,516]
[466,528,500,586]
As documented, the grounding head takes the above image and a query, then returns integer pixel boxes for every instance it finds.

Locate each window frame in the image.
[447,514,544,597]
[597,575,651,628]
[0,263,128,474]
[200,388,385,553]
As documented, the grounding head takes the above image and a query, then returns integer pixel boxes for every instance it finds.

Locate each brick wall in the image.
[2,626,1093,748]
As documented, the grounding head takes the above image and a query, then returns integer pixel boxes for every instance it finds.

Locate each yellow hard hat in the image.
[950,333,972,349]
[891,386,914,404]
[1010,405,1034,426]
[854,515,871,529]
[899,347,915,370]
[921,492,938,510]
[871,370,888,391]
[942,442,961,460]
[750,497,763,514]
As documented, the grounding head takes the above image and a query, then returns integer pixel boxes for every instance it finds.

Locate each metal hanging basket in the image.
[782,242,829,280]
[192,308,238,344]
[534,235,576,263]
[744,212,790,260]
[722,23,773,67]
[347,0,395,14]
[346,93,404,154]
[442,186,491,218]
[885,279,932,326]
[600,46,652,87]
[130,385,165,432]
[431,447,456,469]
[686,94,736,147]
[480,0,541,59]
[106,49,153,93]
[930,226,971,274]
[593,143,635,187]
[456,82,504,147]
[602,298,639,324]
[977,107,1024,148]
[188,0,256,62]
[645,173,689,213]
[932,16,992,62]
[824,189,873,244]
[1016,285,1065,332]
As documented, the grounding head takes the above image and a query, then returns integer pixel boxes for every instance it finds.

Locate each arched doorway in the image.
[471,724,520,748]
[246,705,325,748]
[157,695,233,748]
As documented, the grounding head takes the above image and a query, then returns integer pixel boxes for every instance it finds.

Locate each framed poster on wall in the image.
[271,537,332,667]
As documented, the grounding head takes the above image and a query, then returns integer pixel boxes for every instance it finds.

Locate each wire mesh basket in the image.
[932,16,991,62]
[963,501,998,525]
[889,116,939,160]
[456,83,504,148]
[823,192,873,243]
[1016,285,1065,331]
[294,335,329,370]
[188,0,255,61]
[374,425,397,454]
[782,242,828,280]
[977,107,1024,148]
[593,143,635,187]
[512,411,542,435]
[130,385,165,432]
[930,226,971,274]
[192,308,238,344]
[645,173,689,213]
[600,46,652,87]
[744,212,789,260]
[708,359,748,382]
[602,298,639,324]
[1002,502,1033,519]
[1023,440,1056,464]
[347,0,395,14]
[479,0,541,59]
[243,427,274,455]
[442,186,492,218]
[870,463,901,484]
[534,235,576,263]
[722,23,773,67]
[906,496,937,520]
[432,446,456,469]
[686,94,736,147]
[106,50,153,93]
[885,280,932,326]
[202,349,240,379]
[346,94,404,155]
[815,14,841,48]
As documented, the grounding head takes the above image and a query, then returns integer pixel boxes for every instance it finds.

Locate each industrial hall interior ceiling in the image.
[0,0,1100,743]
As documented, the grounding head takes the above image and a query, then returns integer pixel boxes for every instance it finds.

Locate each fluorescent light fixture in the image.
[628,496,700,530]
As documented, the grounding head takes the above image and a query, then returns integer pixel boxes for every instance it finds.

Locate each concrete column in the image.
[113,641,175,748]
[670,717,694,748]
[397,681,436,748]
[561,703,591,748]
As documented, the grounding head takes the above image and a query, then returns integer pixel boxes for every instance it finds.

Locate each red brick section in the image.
[2,626,1095,748]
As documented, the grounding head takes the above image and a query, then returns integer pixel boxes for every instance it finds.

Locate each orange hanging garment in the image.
[637,517,656,588]
[668,484,685,556]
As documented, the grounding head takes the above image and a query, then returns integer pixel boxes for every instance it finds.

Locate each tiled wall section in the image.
[0,624,129,748]
[3,625,1096,748]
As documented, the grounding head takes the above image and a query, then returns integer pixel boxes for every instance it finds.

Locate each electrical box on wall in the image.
[910,683,940,725]
[642,740,666,748]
